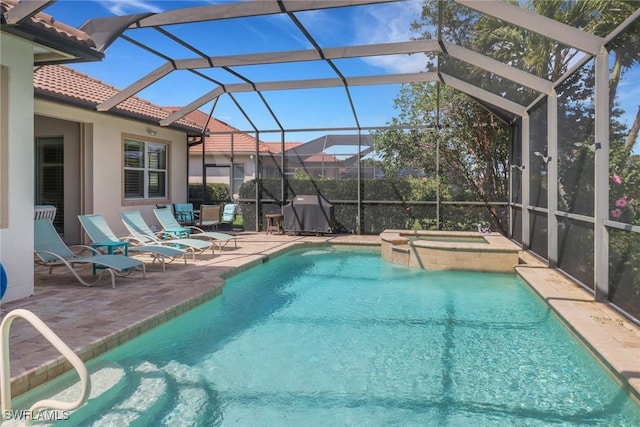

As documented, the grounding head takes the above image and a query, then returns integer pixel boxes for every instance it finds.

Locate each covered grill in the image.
[283,195,335,235]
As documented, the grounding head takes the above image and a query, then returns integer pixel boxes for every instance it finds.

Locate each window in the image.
[232,164,244,196]
[123,136,167,200]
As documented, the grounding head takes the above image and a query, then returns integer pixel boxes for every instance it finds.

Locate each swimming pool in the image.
[16,248,640,426]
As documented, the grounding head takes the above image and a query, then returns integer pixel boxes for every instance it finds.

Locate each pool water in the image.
[21,248,640,426]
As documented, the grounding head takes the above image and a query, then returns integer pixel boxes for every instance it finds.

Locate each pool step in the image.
[6,361,128,427]
[159,361,211,426]
[82,359,216,426]
[91,361,170,427]
[8,359,217,426]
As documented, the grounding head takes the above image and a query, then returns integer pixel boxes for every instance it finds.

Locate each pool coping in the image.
[516,263,640,403]
[5,234,640,408]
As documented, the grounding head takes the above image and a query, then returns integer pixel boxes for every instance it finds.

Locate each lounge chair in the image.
[34,219,145,288]
[154,208,237,251]
[120,211,214,260]
[219,203,239,231]
[78,214,187,272]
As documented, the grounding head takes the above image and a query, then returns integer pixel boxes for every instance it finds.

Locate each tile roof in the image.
[178,109,276,155]
[262,142,304,154]
[180,110,339,161]
[1,0,103,65]
[5,0,94,45]
[1,0,95,48]
[33,65,201,132]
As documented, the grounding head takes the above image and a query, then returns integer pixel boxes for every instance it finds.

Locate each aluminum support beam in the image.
[594,48,610,301]
[440,74,527,117]
[79,14,154,53]
[521,114,530,249]
[442,42,552,95]
[95,35,549,117]
[456,0,603,55]
[131,0,401,28]
[160,72,439,126]
[162,71,526,128]
[174,40,442,69]
[172,40,550,95]
[547,91,558,267]
[97,62,175,111]
[3,0,53,24]
[160,87,224,126]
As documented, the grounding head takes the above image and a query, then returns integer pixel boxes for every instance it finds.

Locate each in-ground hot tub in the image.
[380,229,521,273]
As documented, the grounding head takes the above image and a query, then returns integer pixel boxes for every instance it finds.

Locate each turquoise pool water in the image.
[21,248,640,426]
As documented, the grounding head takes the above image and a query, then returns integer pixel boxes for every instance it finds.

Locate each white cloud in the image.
[353,0,429,73]
[97,0,164,16]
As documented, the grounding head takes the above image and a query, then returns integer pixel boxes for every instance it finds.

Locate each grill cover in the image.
[283,195,334,234]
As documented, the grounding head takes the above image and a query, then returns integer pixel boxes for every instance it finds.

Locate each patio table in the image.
[90,241,128,275]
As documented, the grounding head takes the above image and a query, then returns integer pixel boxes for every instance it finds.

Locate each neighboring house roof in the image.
[179,109,276,155]
[0,0,102,64]
[304,153,342,163]
[264,142,341,163]
[33,65,202,133]
[262,142,304,154]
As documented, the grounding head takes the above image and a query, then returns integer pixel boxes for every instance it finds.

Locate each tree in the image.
[376,0,640,233]
[374,83,511,233]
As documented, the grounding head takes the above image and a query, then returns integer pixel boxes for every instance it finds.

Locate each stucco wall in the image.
[35,100,189,242]
[0,34,35,302]
[188,153,256,186]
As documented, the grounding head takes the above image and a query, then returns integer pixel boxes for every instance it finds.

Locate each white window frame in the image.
[232,163,245,196]
[122,133,169,203]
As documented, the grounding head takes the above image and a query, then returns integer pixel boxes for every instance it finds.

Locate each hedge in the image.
[237,178,506,234]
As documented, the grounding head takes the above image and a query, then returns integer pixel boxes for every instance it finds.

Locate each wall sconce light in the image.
[147,128,157,136]
[510,164,525,171]
[573,141,601,152]
[534,151,551,163]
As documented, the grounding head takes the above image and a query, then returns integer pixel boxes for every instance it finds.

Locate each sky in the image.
[39,1,640,153]
[42,0,427,143]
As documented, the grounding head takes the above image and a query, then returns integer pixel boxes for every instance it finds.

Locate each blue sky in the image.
[43,0,426,143]
[42,1,640,153]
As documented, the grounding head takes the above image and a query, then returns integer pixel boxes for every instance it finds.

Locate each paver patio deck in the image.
[2,232,639,406]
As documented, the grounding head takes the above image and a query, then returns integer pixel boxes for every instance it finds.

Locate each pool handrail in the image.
[1,309,91,421]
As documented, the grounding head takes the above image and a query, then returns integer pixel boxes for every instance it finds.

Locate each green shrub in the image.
[237,178,505,234]
[188,183,230,205]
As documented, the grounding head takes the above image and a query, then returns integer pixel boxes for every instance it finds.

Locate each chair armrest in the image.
[185,225,206,233]
[69,244,102,256]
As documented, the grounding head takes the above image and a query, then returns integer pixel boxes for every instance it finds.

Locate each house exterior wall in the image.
[0,34,35,302]
[35,99,189,241]
[188,153,256,186]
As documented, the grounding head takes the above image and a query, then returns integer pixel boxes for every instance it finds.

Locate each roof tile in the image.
[1,0,95,48]
[33,65,201,132]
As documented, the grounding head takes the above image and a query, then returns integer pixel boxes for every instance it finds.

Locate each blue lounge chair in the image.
[120,211,214,260]
[78,214,187,272]
[173,203,197,226]
[154,208,237,251]
[34,219,145,288]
